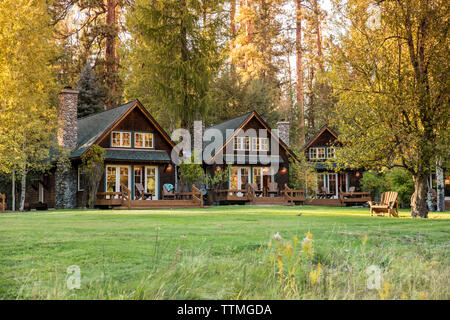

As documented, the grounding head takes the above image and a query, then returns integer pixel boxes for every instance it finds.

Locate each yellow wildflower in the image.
[378,282,391,300]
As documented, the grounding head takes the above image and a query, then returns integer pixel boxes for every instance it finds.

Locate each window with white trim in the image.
[327,147,336,159]
[135,132,153,148]
[111,131,131,147]
[78,166,86,191]
[234,137,250,151]
[259,138,269,151]
[309,147,326,160]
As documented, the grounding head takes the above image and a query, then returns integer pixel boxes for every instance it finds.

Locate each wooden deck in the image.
[213,184,306,206]
[95,184,204,209]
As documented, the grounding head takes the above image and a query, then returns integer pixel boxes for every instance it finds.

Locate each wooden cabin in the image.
[303,126,370,206]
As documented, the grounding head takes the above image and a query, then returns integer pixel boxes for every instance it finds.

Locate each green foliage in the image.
[77,64,106,118]
[0,206,448,299]
[361,168,414,207]
[81,145,106,208]
[208,72,280,127]
[289,154,317,196]
[178,154,206,190]
[125,0,226,130]
[205,164,231,190]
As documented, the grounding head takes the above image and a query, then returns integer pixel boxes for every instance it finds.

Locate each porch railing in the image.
[120,183,132,209]
[282,184,306,205]
[1,193,5,212]
[192,185,203,207]
[247,183,255,202]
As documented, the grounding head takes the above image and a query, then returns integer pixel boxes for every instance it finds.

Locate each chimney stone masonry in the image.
[57,87,79,150]
[55,87,79,209]
[277,121,290,147]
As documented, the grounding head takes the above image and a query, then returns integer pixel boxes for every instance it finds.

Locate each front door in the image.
[145,166,158,200]
[106,165,131,198]
[327,173,338,198]
[230,167,249,196]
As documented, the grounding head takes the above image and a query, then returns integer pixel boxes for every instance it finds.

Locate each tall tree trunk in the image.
[11,170,15,211]
[230,0,236,75]
[436,159,445,212]
[19,164,26,212]
[296,0,304,146]
[105,0,117,109]
[180,0,189,129]
[313,0,323,72]
[411,174,429,218]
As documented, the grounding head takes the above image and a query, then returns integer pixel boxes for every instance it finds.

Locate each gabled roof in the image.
[206,111,298,162]
[206,111,254,139]
[302,125,339,151]
[70,100,175,159]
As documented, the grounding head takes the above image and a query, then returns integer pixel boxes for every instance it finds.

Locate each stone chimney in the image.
[193,120,204,163]
[58,87,79,150]
[277,120,290,146]
[55,87,79,209]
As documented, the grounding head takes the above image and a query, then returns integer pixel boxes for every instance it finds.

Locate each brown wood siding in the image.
[98,108,173,153]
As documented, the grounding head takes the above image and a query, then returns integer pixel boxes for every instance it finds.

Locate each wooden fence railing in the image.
[0,193,5,212]
[120,183,132,209]
[192,185,203,207]
[282,184,306,205]
[247,183,255,202]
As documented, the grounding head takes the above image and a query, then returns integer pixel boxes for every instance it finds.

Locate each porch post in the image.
[131,165,135,200]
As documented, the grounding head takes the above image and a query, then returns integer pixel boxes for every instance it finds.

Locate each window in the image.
[234,137,249,151]
[327,147,336,159]
[135,132,153,148]
[251,137,259,151]
[259,138,269,151]
[78,167,86,191]
[111,131,131,147]
[309,147,326,160]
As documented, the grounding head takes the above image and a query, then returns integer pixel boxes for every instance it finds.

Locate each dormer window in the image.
[135,132,153,148]
[111,131,131,147]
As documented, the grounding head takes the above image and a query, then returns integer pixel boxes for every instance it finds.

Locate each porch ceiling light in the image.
[280,167,288,174]
[356,171,360,178]
[215,166,222,172]
[166,163,173,172]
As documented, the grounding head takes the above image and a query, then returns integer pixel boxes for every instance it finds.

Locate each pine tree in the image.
[77,64,106,118]
[125,0,226,130]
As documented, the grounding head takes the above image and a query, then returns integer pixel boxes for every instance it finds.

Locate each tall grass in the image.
[9,228,448,300]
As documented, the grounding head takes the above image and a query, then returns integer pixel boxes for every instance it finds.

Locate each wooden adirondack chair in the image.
[135,183,153,200]
[368,191,399,217]
[249,183,264,197]
[267,182,279,197]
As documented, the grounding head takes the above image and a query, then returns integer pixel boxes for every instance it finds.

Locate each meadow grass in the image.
[0,205,448,299]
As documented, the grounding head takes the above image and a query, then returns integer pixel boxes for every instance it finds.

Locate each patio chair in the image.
[368,191,398,217]
[267,182,279,197]
[321,186,334,199]
[162,184,175,200]
[135,183,153,200]
[249,183,264,197]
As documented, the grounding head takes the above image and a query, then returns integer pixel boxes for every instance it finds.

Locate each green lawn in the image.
[0,205,449,300]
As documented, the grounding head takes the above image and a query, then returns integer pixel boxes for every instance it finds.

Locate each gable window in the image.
[259,138,269,151]
[251,137,259,151]
[250,137,269,151]
[111,131,131,147]
[234,137,249,151]
[327,147,336,159]
[135,132,154,148]
[309,147,326,160]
